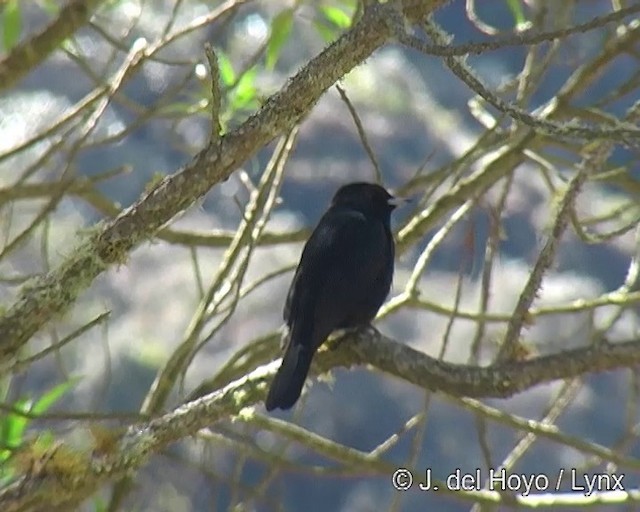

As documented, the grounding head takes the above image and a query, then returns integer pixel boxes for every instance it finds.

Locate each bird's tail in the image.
[265,340,314,411]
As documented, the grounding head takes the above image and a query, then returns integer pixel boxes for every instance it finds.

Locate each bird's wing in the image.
[283,208,389,323]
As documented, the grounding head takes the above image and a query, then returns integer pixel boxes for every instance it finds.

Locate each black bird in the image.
[265,182,400,411]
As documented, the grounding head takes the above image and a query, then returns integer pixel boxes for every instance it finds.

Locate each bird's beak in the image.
[388,196,409,208]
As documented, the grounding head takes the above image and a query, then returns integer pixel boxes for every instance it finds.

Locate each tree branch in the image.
[3,329,640,510]
[0,0,106,91]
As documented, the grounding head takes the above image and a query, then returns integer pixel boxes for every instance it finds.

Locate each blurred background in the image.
[1,0,640,510]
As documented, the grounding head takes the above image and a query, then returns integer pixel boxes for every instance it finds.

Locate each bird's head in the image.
[331,182,404,218]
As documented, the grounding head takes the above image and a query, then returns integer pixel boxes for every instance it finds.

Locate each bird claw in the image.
[359,324,381,339]
[327,325,377,350]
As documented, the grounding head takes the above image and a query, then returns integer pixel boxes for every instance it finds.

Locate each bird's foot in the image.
[326,325,379,351]
[326,328,356,351]
[358,324,381,339]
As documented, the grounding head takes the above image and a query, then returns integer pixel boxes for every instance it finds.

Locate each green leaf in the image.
[2,0,22,50]
[266,9,294,70]
[0,398,30,450]
[232,67,258,110]
[0,378,78,451]
[320,5,352,30]
[216,50,236,87]
[505,0,527,28]
[31,378,79,415]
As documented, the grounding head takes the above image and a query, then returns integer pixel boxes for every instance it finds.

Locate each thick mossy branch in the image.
[3,329,640,511]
